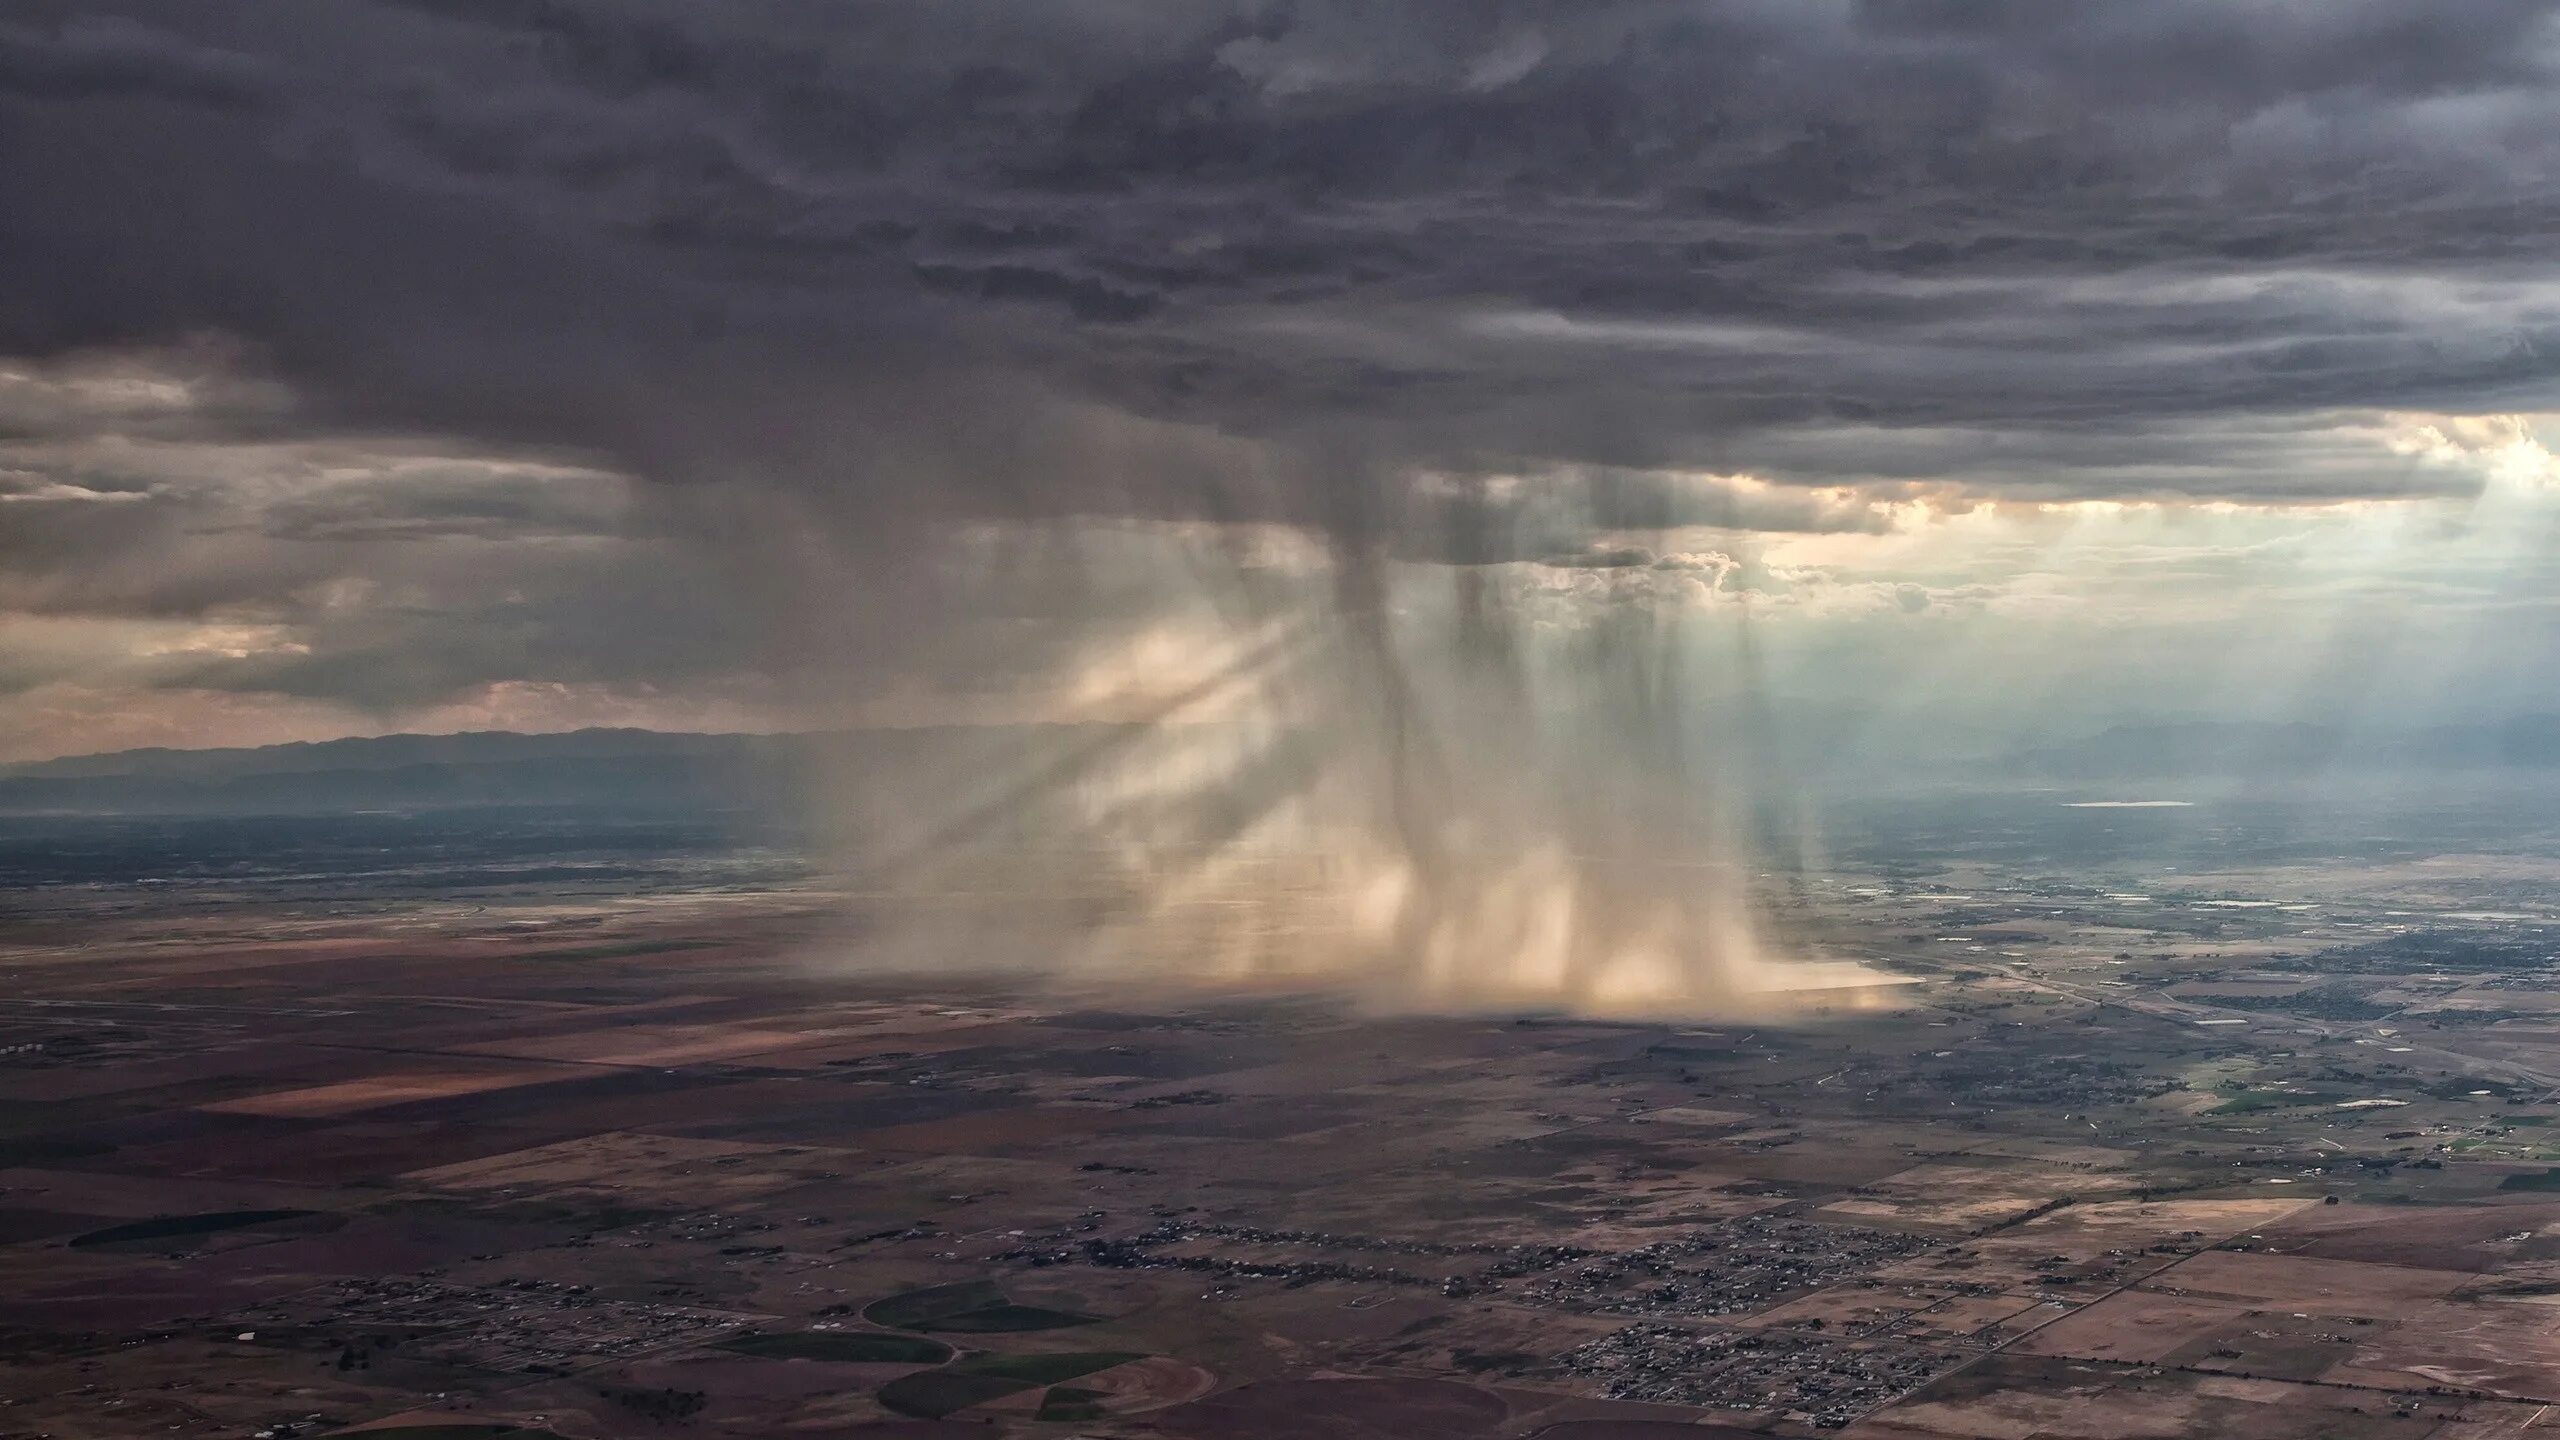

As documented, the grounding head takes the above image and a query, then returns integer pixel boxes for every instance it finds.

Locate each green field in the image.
[1038,1385,1109,1423]
[926,1303,1097,1333]
[956,1351,1140,1384]
[871,1350,1143,1419]
[70,1209,317,1248]
[717,1330,952,1363]
[865,1280,1097,1333]
[874,1369,1034,1418]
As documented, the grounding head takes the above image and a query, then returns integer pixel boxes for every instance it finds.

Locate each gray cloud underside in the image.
[5,0,2559,522]
[7,1,2560,734]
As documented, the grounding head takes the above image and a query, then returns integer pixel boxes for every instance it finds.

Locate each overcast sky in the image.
[5,1,2560,763]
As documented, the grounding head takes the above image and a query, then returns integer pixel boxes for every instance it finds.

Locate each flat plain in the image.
[11,791,2560,1438]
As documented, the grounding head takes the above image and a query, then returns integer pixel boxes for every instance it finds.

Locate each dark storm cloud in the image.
[0,16,272,112]
[5,0,2558,511]
[157,542,750,709]
[2,0,2559,727]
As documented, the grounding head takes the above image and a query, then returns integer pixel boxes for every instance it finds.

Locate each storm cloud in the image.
[6,1,2558,515]
[0,1,2557,753]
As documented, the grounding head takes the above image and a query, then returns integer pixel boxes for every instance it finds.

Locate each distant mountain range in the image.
[0,728,799,815]
[0,728,768,783]
[13,712,2560,816]
[0,724,1162,818]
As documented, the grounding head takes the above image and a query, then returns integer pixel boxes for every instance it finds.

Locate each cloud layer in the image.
[3,1,2560,757]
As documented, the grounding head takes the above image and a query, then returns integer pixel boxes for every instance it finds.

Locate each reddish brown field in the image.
[1150,1377,1519,1439]
[2328,1299,2560,1400]
[202,1065,578,1117]
[402,1130,864,1201]
[2260,1200,2560,1273]
[2013,1289,2255,1364]
[1074,1354,1222,1412]
[850,1103,1135,1154]
[1849,1358,2453,1439]
[2154,1250,2471,1318]
[453,1021,839,1066]
[15,888,2560,1440]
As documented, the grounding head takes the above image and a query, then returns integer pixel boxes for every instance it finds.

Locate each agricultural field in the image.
[13,791,2560,1437]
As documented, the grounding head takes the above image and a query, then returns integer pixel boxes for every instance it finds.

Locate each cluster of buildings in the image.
[1555,1322,1960,1430]
[994,1214,1596,1294]
[1515,1216,1931,1319]
[228,1277,747,1375]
